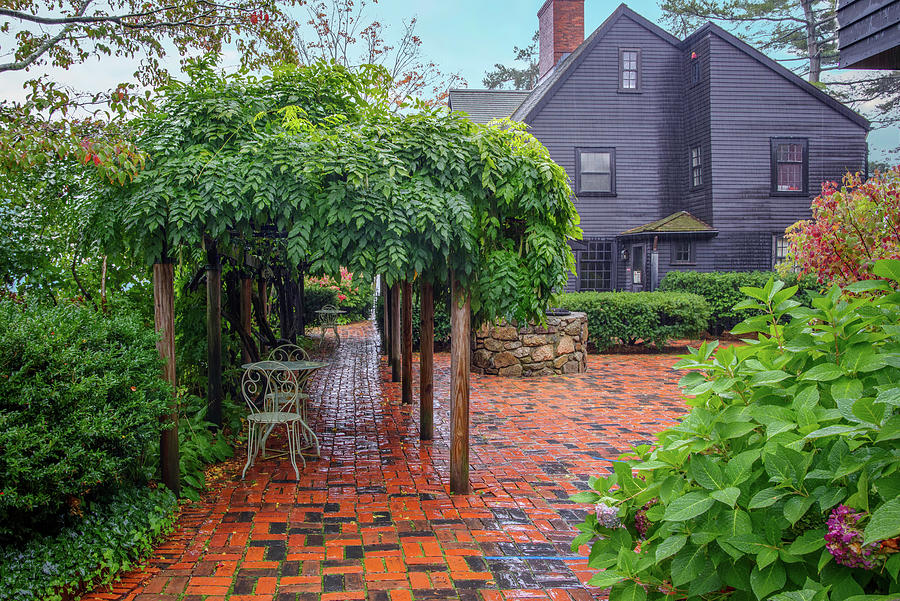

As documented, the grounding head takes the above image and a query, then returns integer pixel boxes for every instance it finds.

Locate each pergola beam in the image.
[449,276,471,494]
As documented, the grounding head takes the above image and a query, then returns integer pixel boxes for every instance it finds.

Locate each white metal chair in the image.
[264,344,319,455]
[241,362,304,480]
[318,304,341,346]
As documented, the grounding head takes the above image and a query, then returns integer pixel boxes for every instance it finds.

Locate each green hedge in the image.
[303,286,340,326]
[0,300,171,542]
[0,485,177,601]
[659,270,820,334]
[556,291,710,351]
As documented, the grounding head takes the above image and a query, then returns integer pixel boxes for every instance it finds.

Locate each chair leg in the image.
[286,422,300,480]
[298,418,320,457]
[242,422,258,479]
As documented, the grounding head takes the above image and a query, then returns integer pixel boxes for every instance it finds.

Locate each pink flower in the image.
[338,294,347,301]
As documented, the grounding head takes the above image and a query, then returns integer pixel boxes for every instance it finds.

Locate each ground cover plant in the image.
[572,261,900,600]
[557,291,710,351]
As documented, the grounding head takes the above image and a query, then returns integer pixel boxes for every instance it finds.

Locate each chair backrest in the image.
[241,362,298,414]
[268,343,309,362]
[320,304,339,325]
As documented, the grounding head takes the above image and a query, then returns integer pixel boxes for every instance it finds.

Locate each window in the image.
[690,55,701,85]
[619,49,641,91]
[576,148,615,195]
[690,145,702,188]
[579,240,613,291]
[673,239,694,264]
[773,235,789,267]
[771,138,808,194]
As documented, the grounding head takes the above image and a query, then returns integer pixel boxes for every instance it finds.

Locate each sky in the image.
[0,0,895,159]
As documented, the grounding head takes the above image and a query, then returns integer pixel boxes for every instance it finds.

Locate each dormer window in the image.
[619,49,641,92]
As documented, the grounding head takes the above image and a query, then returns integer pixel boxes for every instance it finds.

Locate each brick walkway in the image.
[82,321,688,601]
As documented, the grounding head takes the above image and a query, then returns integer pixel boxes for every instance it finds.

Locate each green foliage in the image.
[0,485,177,601]
[659,270,819,334]
[786,170,900,286]
[556,291,710,351]
[0,299,172,541]
[304,286,340,325]
[571,263,900,600]
[305,268,375,322]
[374,286,452,348]
[94,58,580,326]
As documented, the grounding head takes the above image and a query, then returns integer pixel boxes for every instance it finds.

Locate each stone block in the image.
[532,344,555,363]
[484,338,504,352]
[557,335,575,355]
[523,334,548,346]
[553,355,569,369]
[493,351,518,368]
[563,360,581,374]
[476,323,491,338]
[512,346,531,358]
[492,326,519,341]
[504,341,522,350]
[565,320,582,336]
[499,364,523,377]
[473,349,492,369]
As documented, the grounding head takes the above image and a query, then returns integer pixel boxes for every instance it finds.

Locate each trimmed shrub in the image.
[0,485,177,601]
[556,291,710,351]
[571,267,900,600]
[0,300,171,541]
[303,286,340,326]
[659,270,819,334]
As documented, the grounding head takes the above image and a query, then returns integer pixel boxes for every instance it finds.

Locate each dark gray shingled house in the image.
[838,0,900,69]
[449,1,870,292]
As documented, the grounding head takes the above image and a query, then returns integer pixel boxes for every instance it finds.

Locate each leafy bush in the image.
[556,291,710,351]
[0,485,177,601]
[0,300,172,541]
[305,268,374,322]
[571,264,900,600]
[659,270,819,334]
[787,169,900,286]
[303,285,339,326]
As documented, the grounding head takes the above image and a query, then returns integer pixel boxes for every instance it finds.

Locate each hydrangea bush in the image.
[572,260,900,601]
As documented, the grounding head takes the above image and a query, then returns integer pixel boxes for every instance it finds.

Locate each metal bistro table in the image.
[315,305,345,346]
[240,359,327,460]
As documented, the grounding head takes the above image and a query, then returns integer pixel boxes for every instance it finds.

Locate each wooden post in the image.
[153,261,180,496]
[257,278,268,356]
[401,280,413,404]
[449,276,471,494]
[240,275,252,363]
[380,278,389,352]
[206,241,223,428]
[390,284,401,382]
[420,281,434,440]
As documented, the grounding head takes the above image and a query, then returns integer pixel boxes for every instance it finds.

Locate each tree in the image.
[785,169,900,285]
[482,31,539,90]
[292,0,464,106]
[659,0,900,144]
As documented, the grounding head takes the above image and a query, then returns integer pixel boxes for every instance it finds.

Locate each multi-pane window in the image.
[576,148,615,195]
[773,235,789,267]
[771,138,808,194]
[620,49,640,91]
[580,240,613,291]
[673,239,693,264]
[690,145,702,188]
[691,56,701,84]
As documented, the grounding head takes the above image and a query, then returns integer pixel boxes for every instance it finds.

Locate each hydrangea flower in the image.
[824,505,881,569]
[595,502,623,528]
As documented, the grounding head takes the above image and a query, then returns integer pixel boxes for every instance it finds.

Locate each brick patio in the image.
[82,321,689,601]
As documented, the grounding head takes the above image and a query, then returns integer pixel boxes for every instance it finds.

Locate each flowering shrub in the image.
[787,169,900,286]
[571,261,900,600]
[305,267,374,321]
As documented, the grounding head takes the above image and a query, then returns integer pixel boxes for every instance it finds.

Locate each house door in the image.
[630,244,645,292]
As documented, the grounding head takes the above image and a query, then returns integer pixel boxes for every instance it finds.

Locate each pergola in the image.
[97,60,580,495]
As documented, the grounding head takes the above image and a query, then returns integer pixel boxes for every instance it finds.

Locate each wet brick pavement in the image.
[81,321,689,601]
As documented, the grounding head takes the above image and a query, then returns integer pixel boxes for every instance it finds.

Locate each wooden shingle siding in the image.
[527,15,683,239]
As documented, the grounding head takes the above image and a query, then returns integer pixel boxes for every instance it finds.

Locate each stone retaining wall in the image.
[472,312,588,377]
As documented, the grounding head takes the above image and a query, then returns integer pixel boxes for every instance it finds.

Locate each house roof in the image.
[684,23,871,130]
[447,89,532,124]
[620,211,717,236]
[510,3,870,130]
[512,4,680,122]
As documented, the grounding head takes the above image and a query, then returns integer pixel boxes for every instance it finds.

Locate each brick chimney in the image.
[537,0,585,81]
